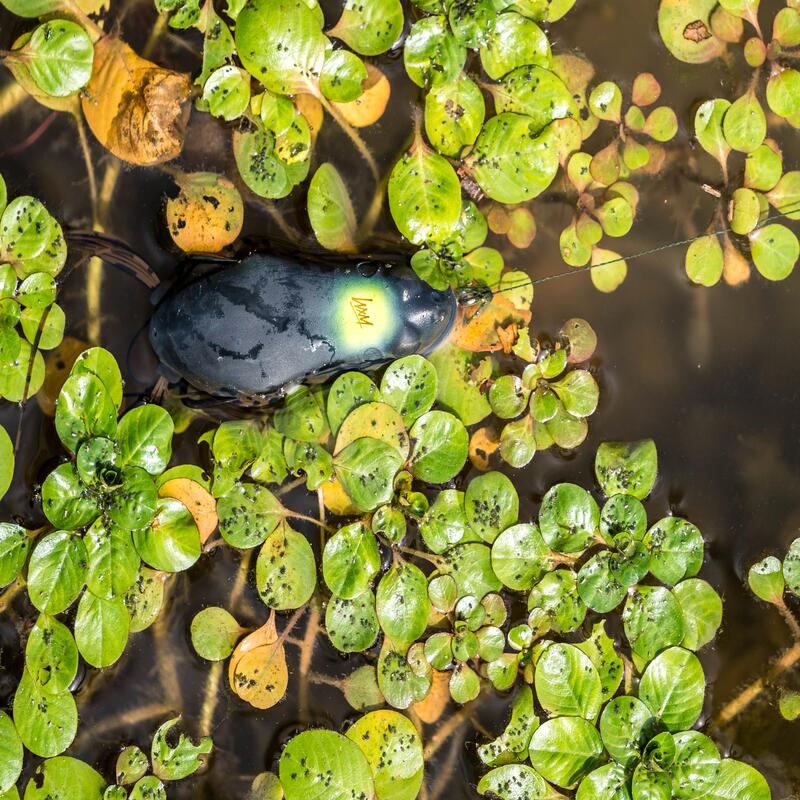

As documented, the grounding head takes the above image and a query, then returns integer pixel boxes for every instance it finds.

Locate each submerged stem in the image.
[776,599,800,642]
[317,93,379,181]
[0,577,25,613]
[199,661,223,737]
[298,599,321,724]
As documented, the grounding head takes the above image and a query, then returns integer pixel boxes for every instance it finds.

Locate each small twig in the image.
[429,734,465,800]
[152,582,183,708]
[298,599,320,723]
[423,704,476,760]
[76,703,172,745]
[286,511,333,532]
[0,577,25,613]
[75,112,99,224]
[230,549,253,609]
[199,661,223,737]
[316,92,379,181]
[143,13,170,60]
[776,599,800,642]
[713,641,800,728]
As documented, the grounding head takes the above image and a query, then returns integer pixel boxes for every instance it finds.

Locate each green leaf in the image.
[429,345,492,426]
[477,765,548,799]
[129,778,166,800]
[191,606,242,661]
[0,340,45,401]
[730,187,760,235]
[477,685,538,766]
[535,642,602,720]
[748,555,785,602]
[403,16,465,88]
[377,646,431,709]
[84,520,140,600]
[577,551,627,613]
[388,138,463,245]
[345,710,424,800]
[12,20,93,97]
[491,523,551,590]
[55,373,117,453]
[308,163,357,253]
[623,585,684,662]
[466,471,519,544]
[767,171,800,221]
[600,494,647,542]
[217,483,282,548]
[376,560,431,646]
[589,81,622,122]
[133,497,201,572]
[465,113,559,203]
[319,50,367,103]
[443,541,501,599]
[106,468,158,531]
[701,759,770,800]
[489,375,529,419]
[527,569,585,633]
[595,440,657,499]
[0,522,30,587]
[23,757,105,800]
[256,524,316,610]
[323,521,381,599]
[657,0,727,64]
[685,234,724,286]
[330,0,403,56]
[425,74,485,157]
[766,68,800,120]
[202,65,251,120]
[381,355,438,427]
[74,591,130,668]
[419,489,470,553]
[528,717,605,789]
[124,567,165,633]
[151,717,212,781]
[334,438,404,512]
[539,483,598,552]
[750,223,799,281]
[722,91,766,154]
[744,144,783,192]
[0,196,65,279]
[644,516,704,585]
[479,11,550,80]
[13,669,77,757]
[694,99,731,169]
[279,730,374,800]
[576,763,630,800]
[235,0,327,94]
[782,537,800,594]
[326,591,379,652]
[599,696,657,767]
[576,621,623,700]
[449,662,481,703]
[233,127,288,199]
[409,410,468,483]
[0,712,23,794]
[28,531,87,614]
[639,647,705,731]
[25,614,78,695]
[70,347,123,409]
[673,578,722,650]
[671,731,721,799]
[551,370,599,417]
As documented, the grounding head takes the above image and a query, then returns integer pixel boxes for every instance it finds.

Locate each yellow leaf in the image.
[159,478,218,545]
[295,93,324,140]
[332,64,389,128]
[228,614,288,709]
[451,296,531,353]
[321,476,358,516]
[166,172,244,254]
[81,36,191,165]
[412,669,450,724]
[469,426,499,471]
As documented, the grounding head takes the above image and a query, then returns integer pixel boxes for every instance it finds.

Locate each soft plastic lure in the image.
[148,253,460,398]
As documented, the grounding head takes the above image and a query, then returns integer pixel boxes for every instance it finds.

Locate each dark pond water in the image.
[1,0,800,797]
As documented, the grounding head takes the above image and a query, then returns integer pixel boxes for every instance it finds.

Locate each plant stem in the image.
[75,112,99,224]
[152,581,183,708]
[0,577,25,613]
[776,598,800,641]
[143,13,170,59]
[713,641,800,728]
[230,549,253,608]
[393,542,445,568]
[317,93,379,181]
[298,599,320,723]
[0,81,28,120]
[286,511,332,532]
[75,703,172,745]
[423,703,478,760]
[199,661,223,737]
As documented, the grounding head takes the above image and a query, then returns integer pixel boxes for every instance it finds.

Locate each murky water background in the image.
[1,0,800,796]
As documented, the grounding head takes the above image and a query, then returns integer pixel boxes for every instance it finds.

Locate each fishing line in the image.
[486,198,800,299]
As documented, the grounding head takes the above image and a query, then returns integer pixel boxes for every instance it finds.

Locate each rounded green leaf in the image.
[730,187,760,235]
[0,522,30,587]
[388,139,462,245]
[551,370,599,418]
[491,523,550,590]
[599,696,657,767]
[377,646,431,709]
[84,520,140,600]
[644,516,704,585]
[595,440,657,499]
[116,405,174,475]
[766,68,800,121]
[23,756,105,800]
[0,711,23,794]
[466,471,519,544]
[235,0,327,95]
[217,483,282,549]
[748,555,785,602]
[409,410,468,483]
[527,569,585,633]
[767,171,800,220]
[576,763,630,800]
[70,347,123,408]
[74,591,130,668]
[191,606,242,661]
[13,669,77,757]
[639,647,705,732]
[334,437,403,512]
[479,11,550,80]
[535,642,602,720]
[539,483,598,552]
[685,234,724,286]
[55,373,117,454]
[256,524,316,610]
[750,223,799,281]
[671,731,720,799]
[419,489,469,554]
[576,621,623,701]
[323,521,380,599]
[380,355,437,426]
[279,730,374,800]
[124,567,165,633]
[673,578,722,650]
[658,0,727,64]
[577,551,626,613]
[346,710,423,800]
[233,127,288,200]
[745,143,783,192]
[14,20,93,97]
[202,65,251,121]
[528,717,605,789]
[623,585,684,662]
[330,0,403,56]
[319,50,367,103]
[326,591,379,653]
[695,98,731,168]
[489,375,530,420]
[722,91,766,154]
[132,497,201,572]
[28,531,87,614]
[129,777,166,800]
[702,759,770,800]
[308,164,357,254]
[376,560,431,646]
[25,614,78,695]
[478,764,548,799]
[589,82,622,122]
[425,74,485,157]
[106,467,158,531]
[600,494,647,542]
[403,15,465,89]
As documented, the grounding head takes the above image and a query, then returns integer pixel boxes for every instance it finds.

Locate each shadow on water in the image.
[1,0,800,796]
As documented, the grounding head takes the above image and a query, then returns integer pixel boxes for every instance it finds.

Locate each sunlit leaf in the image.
[535,642,602,720]
[330,0,403,56]
[334,438,403,512]
[404,15,465,88]
[307,163,357,253]
[479,12,550,80]
[327,591,379,652]
[722,91,765,154]
[217,483,282,549]
[748,555,785,603]
[466,471,519,544]
[133,497,201,572]
[13,669,76,757]
[639,647,705,731]
[377,560,431,646]
[74,591,129,668]
[191,606,244,661]
[685,233,724,286]
[528,717,604,789]
[749,224,799,281]
[332,63,390,126]
[425,74,485,157]
[151,717,212,780]
[23,757,104,800]
[658,0,727,63]
[256,523,316,610]
[673,578,722,650]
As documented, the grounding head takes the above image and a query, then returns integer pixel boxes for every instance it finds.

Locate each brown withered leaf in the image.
[228,613,288,710]
[683,20,711,42]
[451,296,530,353]
[166,172,244,254]
[81,37,191,166]
[722,233,751,286]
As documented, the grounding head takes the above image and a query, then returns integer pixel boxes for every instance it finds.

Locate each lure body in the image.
[149,253,457,398]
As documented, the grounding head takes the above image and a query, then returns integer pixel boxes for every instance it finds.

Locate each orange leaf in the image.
[159,478,218,545]
[451,296,531,353]
[332,64,390,128]
[469,426,500,471]
[412,669,451,724]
